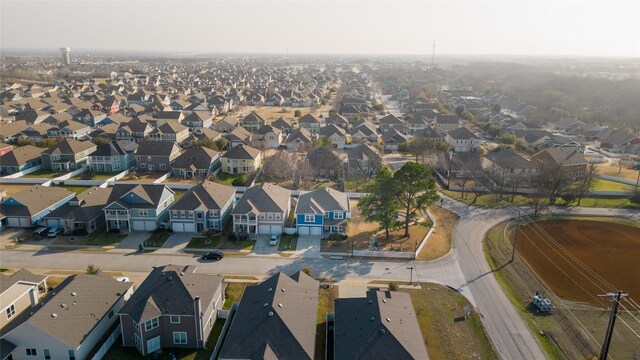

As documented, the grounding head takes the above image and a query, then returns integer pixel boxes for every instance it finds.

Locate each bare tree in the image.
[261,151,292,182]
[532,163,573,205]
[574,162,598,205]
[487,164,511,201]
[508,173,525,202]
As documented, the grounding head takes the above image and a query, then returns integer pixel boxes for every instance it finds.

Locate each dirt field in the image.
[236,105,313,121]
[515,219,640,306]
[417,205,459,260]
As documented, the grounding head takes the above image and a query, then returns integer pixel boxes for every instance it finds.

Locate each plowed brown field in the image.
[514,219,640,306]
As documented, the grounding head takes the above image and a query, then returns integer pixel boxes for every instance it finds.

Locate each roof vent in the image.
[168,276,173,281]
[368,300,372,304]
[51,313,58,318]
[180,272,184,276]
[386,317,390,322]
[268,288,273,292]
[61,304,67,308]
[281,288,285,292]
[370,317,375,321]
[263,303,269,307]
[379,328,385,334]
[268,311,274,317]
[278,303,283,308]
[382,299,387,303]
[71,292,77,296]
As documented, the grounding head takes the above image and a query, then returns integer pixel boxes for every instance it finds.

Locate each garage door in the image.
[258,225,270,235]
[298,226,310,235]
[270,225,282,235]
[173,222,195,233]
[45,219,63,229]
[132,220,156,231]
[310,226,322,236]
[8,217,31,227]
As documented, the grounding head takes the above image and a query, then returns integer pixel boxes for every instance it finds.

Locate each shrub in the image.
[560,192,576,204]
[388,282,399,291]
[232,175,247,187]
[294,110,302,118]
[629,192,640,205]
[86,264,101,275]
[301,266,313,277]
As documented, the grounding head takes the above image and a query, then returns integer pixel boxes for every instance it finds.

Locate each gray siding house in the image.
[135,141,181,172]
[89,141,136,173]
[40,139,97,171]
[103,184,175,231]
[171,146,220,179]
[169,181,235,233]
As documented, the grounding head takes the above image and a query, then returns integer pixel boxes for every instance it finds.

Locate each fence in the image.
[0,165,42,178]
[153,171,173,184]
[53,165,87,181]
[0,177,48,184]
[90,325,121,360]
[210,303,238,360]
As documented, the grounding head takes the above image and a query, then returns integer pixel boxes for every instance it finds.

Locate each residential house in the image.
[382,128,409,151]
[103,184,175,231]
[433,114,460,133]
[346,143,382,179]
[446,127,481,152]
[0,274,133,360]
[298,113,322,135]
[241,112,266,132]
[511,130,553,148]
[169,181,235,233]
[116,118,153,143]
[221,145,262,174]
[319,124,348,149]
[333,289,428,360]
[306,147,345,178]
[40,139,97,171]
[0,269,48,331]
[405,115,431,134]
[149,122,189,144]
[295,187,350,236]
[46,120,92,140]
[270,117,294,134]
[154,111,183,125]
[351,121,379,144]
[231,183,290,235]
[101,96,120,114]
[118,265,224,356]
[224,126,252,148]
[181,111,212,130]
[550,117,587,134]
[41,186,114,234]
[0,145,42,175]
[218,272,318,360]
[596,128,640,154]
[252,125,284,149]
[135,141,181,172]
[483,149,538,184]
[436,152,484,185]
[0,186,74,227]
[414,127,446,143]
[171,146,221,179]
[212,116,239,133]
[324,114,350,131]
[89,141,136,173]
[530,147,588,178]
[378,114,406,134]
[285,128,314,151]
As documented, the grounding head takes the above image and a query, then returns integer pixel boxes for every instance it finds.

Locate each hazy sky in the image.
[1,1,639,57]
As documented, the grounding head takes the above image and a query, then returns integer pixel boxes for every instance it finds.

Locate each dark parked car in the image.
[201,251,224,260]
[33,227,49,239]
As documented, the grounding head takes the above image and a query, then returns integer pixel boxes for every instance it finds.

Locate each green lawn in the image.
[143,231,170,247]
[572,178,634,192]
[187,235,254,250]
[559,196,638,208]
[213,172,252,186]
[21,170,66,179]
[70,171,121,180]
[173,189,187,200]
[54,230,125,246]
[278,234,298,251]
[223,282,247,309]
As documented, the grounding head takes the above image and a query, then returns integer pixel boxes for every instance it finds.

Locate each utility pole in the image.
[598,291,628,360]
[510,210,521,263]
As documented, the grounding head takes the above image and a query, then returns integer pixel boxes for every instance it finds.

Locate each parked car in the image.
[269,235,280,246]
[47,228,63,238]
[201,251,224,260]
[33,227,49,239]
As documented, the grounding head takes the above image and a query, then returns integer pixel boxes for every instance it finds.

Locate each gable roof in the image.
[435,114,460,125]
[484,149,535,170]
[334,290,428,360]
[382,128,409,144]
[318,123,346,137]
[286,128,313,144]
[171,146,219,170]
[0,269,47,294]
[378,114,405,125]
[242,111,266,124]
[44,186,114,223]
[0,186,73,218]
[42,139,96,155]
[222,144,261,160]
[219,272,318,360]
[533,147,587,166]
[170,181,235,211]
[296,187,349,215]
[447,127,480,140]
[135,140,180,157]
[298,113,320,124]
[118,264,222,323]
[105,184,172,210]
[346,143,381,162]
[0,145,42,167]
[232,183,290,214]
[90,141,128,157]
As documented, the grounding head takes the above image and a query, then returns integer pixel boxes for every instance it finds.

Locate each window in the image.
[325,212,330,218]
[140,163,146,168]
[187,211,193,218]
[139,210,148,216]
[113,163,120,171]
[108,309,114,319]
[44,349,51,360]
[275,213,281,220]
[52,154,60,161]
[267,213,273,220]
[173,332,187,345]
[144,317,159,331]
[259,213,265,220]
[180,210,186,218]
[26,349,37,356]
[159,164,166,170]
[334,211,344,219]
[134,334,141,349]
[197,212,203,219]
[147,156,152,161]
[5,304,15,318]
[305,214,315,222]
[137,156,142,161]
[170,315,180,324]
[68,350,76,360]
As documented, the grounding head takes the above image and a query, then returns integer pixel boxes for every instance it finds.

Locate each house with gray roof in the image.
[135,141,181,172]
[0,186,75,228]
[346,143,382,180]
[433,114,460,133]
[285,128,314,151]
[1,274,133,360]
[382,128,409,151]
[306,146,346,178]
[88,140,136,173]
[169,181,235,233]
[224,126,252,148]
[378,114,406,134]
[298,113,322,135]
[414,127,446,143]
[446,127,481,153]
[171,146,221,179]
[221,145,262,175]
[41,186,114,235]
[252,124,284,149]
[332,289,428,360]
[295,187,350,236]
[241,111,266,132]
[0,145,42,175]
[270,117,294,134]
[102,184,175,231]
[319,124,348,149]
[218,271,318,360]
[483,149,538,182]
[0,269,48,331]
[351,120,379,144]
[40,139,97,171]
[530,147,588,178]
[231,183,291,235]
[118,265,224,356]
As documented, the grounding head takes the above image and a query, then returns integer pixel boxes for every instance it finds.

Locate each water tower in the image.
[60,47,71,66]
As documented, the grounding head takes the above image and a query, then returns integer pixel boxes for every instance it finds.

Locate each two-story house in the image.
[116,118,153,143]
[346,143,382,179]
[350,120,379,144]
[180,111,213,130]
[0,269,48,331]
[252,125,283,149]
[295,187,350,236]
[135,141,181,172]
[298,113,322,135]
[483,149,538,184]
[169,181,235,233]
[285,128,314,151]
[378,114,406,134]
[433,114,460,133]
[171,146,221,179]
[382,128,409,151]
[0,186,75,228]
[149,122,189,144]
[530,147,588,178]
[241,111,266,132]
[103,184,175,231]
[224,126,252,148]
[446,127,481,153]
[89,140,136,173]
[46,120,92,140]
[406,115,431,134]
[40,139,97,171]
[41,186,114,235]
[0,145,42,175]
[319,124,348,149]
[221,145,262,174]
[118,265,224,356]
[231,183,291,236]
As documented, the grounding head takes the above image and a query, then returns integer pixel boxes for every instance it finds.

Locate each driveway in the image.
[295,236,321,258]
[251,235,280,256]
[113,232,151,250]
[155,233,192,254]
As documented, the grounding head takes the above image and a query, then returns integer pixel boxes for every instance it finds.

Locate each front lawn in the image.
[54,230,125,246]
[278,234,298,251]
[188,234,254,250]
[223,282,247,309]
[143,231,170,247]
[70,171,121,180]
[21,170,66,179]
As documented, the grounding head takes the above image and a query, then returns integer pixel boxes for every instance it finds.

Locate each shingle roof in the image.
[286,129,313,144]
[135,140,180,157]
[42,139,96,155]
[0,268,48,293]
[447,126,480,140]
[171,146,219,170]
[318,124,346,137]
[346,143,381,162]
[43,186,114,223]
[0,186,73,218]
[296,187,349,215]
[0,145,42,167]
[232,183,290,214]
[298,113,320,124]
[435,114,460,124]
[334,290,428,360]
[382,128,409,144]
[118,265,222,323]
[484,149,535,170]
[378,114,405,125]
[222,144,261,160]
[170,181,235,211]
[105,184,170,210]
[90,141,127,157]
[219,272,318,360]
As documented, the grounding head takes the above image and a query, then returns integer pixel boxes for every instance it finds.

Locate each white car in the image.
[269,235,279,246]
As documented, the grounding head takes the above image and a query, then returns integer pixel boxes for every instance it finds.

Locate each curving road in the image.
[2,196,638,359]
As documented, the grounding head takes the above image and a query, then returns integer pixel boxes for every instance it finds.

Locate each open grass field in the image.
[237,105,313,121]
[417,205,459,260]
[515,219,640,305]
[485,218,640,359]
[597,163,640,182]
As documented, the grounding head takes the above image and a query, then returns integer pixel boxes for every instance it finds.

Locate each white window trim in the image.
[5,304,16,318]
[144,317,159,331]
[173,331,188,345]
[170,315,180,324]
[305,214,315,222]
[334,211,344,219]
[139,210,148,216]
